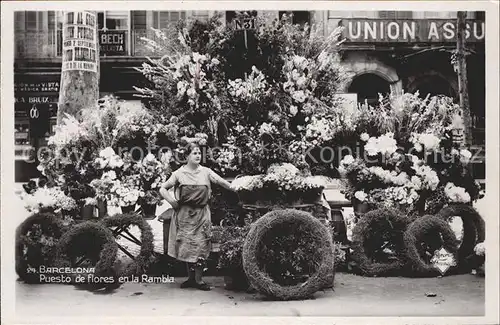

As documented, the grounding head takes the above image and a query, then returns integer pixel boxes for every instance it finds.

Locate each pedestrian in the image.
[159,142,235,291]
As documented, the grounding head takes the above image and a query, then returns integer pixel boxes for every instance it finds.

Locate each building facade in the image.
[14,10,485,181]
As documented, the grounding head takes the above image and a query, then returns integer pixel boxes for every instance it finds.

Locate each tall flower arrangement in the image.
[339,92,483,216]
[135,14,350,176]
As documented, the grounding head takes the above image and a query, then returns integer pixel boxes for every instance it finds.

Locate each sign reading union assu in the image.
[341,19,484,43]
[99,30,126,55]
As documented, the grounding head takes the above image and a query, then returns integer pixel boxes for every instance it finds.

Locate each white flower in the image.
[364,133,397,156]
[292,90,307,103]
[474,242,485,256]
[211,58,220,65]
[102,170,117,180]
[411,133,441,152]
[360,133,370,142]
[289,105,298,116]
[296,76,307,87]
[460,149,472,163]
[410,176,422,191]
[145,153,156,162]
[340,155,355,166]
[354,190,368,202]
[186,88,197,98]
[444,182,471,203]
[100,147,116,159]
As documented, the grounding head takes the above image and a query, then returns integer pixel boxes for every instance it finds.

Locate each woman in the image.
[159,142,235,290]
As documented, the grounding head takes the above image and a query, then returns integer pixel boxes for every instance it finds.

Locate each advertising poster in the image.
[62,11,98,73]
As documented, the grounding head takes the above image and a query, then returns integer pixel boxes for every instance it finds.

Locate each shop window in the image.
[153,11,187,29]
[25,11,41,30]
[132,11,147,30]
[348,73,391,106]
[378,11,413,19]
[97,11,129,30]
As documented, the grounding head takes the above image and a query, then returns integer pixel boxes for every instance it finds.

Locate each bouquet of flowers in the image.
[90,170,119,200]
[22,186,78,214]
[231,163,328,205]
[94,147,125,170]
[108,175,144,207]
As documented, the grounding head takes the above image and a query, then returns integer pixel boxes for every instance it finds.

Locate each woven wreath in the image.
[350,207,411,277]
[403,214,459,277]
[242,209,335,300]
[436,204,485,269]
[101,213,155,277]
[54,221,118,285]
[15,212,67,283]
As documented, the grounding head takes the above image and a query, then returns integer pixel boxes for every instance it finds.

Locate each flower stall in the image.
[15,12,487,298]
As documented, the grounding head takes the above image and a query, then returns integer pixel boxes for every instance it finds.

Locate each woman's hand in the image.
[168,198,180,210]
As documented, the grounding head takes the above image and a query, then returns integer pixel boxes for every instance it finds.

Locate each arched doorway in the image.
[411,74,457,99]
[348,73,391,106]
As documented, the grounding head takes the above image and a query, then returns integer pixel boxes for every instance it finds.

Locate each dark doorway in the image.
[412,75,456,99]
[348,73,391,106]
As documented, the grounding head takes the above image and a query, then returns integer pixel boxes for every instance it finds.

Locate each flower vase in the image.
[141,203,157,220]
[80,204,95,220]
[352,198,371,216]
[97,199,108,218]
[121,205,136,214]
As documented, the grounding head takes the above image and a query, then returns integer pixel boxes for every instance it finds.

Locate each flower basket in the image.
[97,198,108,218]
[80,204,95,220]
[141,203,157,220]
[351,198,371,216]
[121,205,136,214]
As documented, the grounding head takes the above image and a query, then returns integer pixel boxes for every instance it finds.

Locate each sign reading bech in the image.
[341,19,485,43]
[62,11,98,73]
[99,31,127,56]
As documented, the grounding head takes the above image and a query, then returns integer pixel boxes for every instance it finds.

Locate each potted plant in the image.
[217,225,251,291]
[139,190,161,219]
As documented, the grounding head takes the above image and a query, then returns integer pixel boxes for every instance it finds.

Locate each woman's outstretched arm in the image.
[207,168,234,192]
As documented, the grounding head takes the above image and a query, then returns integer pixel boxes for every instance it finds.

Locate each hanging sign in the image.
[15,81,60,93]
[341,19,485,43]
[234,17,257,31]
[233,15,258,50]
[62,11,98,73]
[430,247,457,275]
[99,30,126,55]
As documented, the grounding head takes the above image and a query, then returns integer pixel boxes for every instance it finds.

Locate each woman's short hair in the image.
[178,141,207,163]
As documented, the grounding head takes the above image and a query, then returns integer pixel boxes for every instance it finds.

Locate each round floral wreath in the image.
[350,207,412,277]
[242,209,335,300]
[54,221,119,286]
[403,214,459,277]
[15,212,67,283]
[101,213,155,277]
[436,204,485,270]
